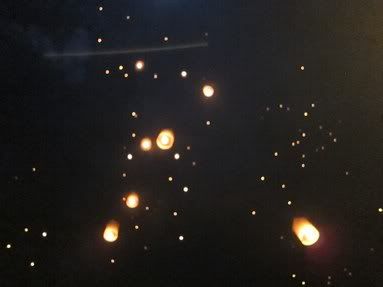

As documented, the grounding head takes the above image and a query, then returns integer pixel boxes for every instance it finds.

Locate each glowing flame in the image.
[156,129,175,150]
[202,85,214,98]
[126,193,139,208]
[135,60,144,71]
[103,220,119,242]
[292,217,320,246]
[140,138,152,151]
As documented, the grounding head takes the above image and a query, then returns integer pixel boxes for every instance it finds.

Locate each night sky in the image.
[1,1,383,286]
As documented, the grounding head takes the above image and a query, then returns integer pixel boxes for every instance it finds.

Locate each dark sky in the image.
[1,1,383,286]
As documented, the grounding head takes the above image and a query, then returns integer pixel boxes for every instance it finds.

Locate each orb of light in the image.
[126,193,139,208]
[140,138,152,151]
[181,71,188,78]
[135,60,144,71]
[202,85,214,97]
[103,220,119,242]
[292,217,320,246]
[156,129,175,150]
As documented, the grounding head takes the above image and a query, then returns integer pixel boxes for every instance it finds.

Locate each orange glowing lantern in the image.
[103,220,119,242]
[140,138,152,151]
[156,129,175,150]
[292,217,320,246]
[126,192,139,208]
[202,85,214,98]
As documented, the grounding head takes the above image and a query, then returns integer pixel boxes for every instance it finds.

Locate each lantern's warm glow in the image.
[126,193,139,208]
[156,129,175,150]
[140,138,152,151]
[292,217,320,246]
[135,60,144,71]
[202,85,214,97]
[103,220,119,242]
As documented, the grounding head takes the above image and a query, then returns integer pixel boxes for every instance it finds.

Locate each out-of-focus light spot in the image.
[181,71,188,78]
[302,154,306,159]
[122,173,127,178]
[127,154,133,160]
[301,163,306,168]
[186,146,191,150]
[183,186,189,192]
[97,38,102,43]
[135,60,144,71]
[202,85,214,97]
[140,138,152,151]
[302,281,306,285]
[164,36,169,42]
[302,133,306,137]
[168,176,173,182]
[131,133,136,138]
[304,112,309,117]
[126,15,131,20]
[30,262,35,267]
[311,103,315,108]
[282,184,286,189]
[119,65,124,70]
[279,104,283,108]
[110,259,115,264]
[292,274,296,278]
[174,153,180,160]
[32,167,36,172]
[105,69,110,75]
[98,6,103,11]
[134,225,139,230]
[333,138,337,143]
[292,142,296,147]
[124,73,129,78]
[287,201,292,206]
[24,228,29,232]
[251,210,256,215]
[131,111,138,118]
[153,73,158,79]
[260,176,265,181]
[156,129,175,150]
[173,211,178,216]
[293,217,320,246]
[192,161,196,166]
[378,208,382,213]
[274,152,279,157]
[126,193,139,208]
[300,65,305,71]
[206,120,211,126]
[179,235,184,241]
[103,220,119,242]
[42,232,47,238]
[6,244,11,249]
[296,140,300,145]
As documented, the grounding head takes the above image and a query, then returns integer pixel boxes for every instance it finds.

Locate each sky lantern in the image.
[135,60,144,71]
[202,84,214,98]
[126,192,139,208]
[292,217,320,246]
[140,137,152,151]
[156,129,175,150]
[103,220,119,242]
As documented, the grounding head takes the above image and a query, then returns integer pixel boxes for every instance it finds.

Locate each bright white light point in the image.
[126,193,139,208]
[140,138,152,151]
[164,36,168,41]
[274,152,278,157]
[202,85,214,97]
[333,138,337,143]
[251,210,256,215]
[282,184,286,189]
[288,201,292,205]
[301,163,305,168]
[260,176,265,181]
[156,129,175,150]
[302,154,306,158]
[179,235,184,241]
[279,104,283,108]
[99,6,103,11]
[311,103,315,108]
[173,211,178,216]
[206,120,211,126]
[30,262,35,267]
[292,274,296,278]
[42,232,47,237]
[127,154,133,160]
[145,206,149,211]
[304,112,308,117]
[105,69,110,75]
[168,176,173,182]
[131,133,136,138]
[174,153,180,160]
[300,65,305,71]
[6,244,11,249]
[302,133,306,137]
[183,186,189,192]
[181,71,188,78]
[126,16,130,20]
[153,73,158,79]
[292,142,295,147]
[134,225,139,230]
[97,38,102,43]
[131,111,138,118]
[119,65,124,70]
[135,60,144,71]
[122,173,127,178]
[24,228,29,232]
[296,140,300,145]
[32,167,36,172]
[110,259,115,264]
[302,281,306,285]
[124,73,129,78]
[186,146,191,150]
[378,208,382,213]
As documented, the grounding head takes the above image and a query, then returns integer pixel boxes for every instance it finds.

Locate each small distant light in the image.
[181,71,188,78]
[143,245,148,250]
[301,163,306,168]
[42,232,47,238]
[274,152,278,157]
[135,60,144,71]
[292,142,295,147]
[192,161,196,166]
[202,85,214,98]
[296,140,300,145]
[119,65,124,70]
[134,225,139,230]
[105,69,110,75]
[345,171,349,176]
[124,73,129,78]
[32,167,36,172]
[126,193,139,209]
[300,65,305,71]
[178,235,184,241]
[131,112,138,118]
[30,262,35,267]
[24,228,29,232]
[6,244,11,249]
[145,206,149,211]
[302,154,306,158]
[260,176,265,181]
[251,210,256,215]
[378,208,382,213]
[311,103,315,108]
[173,211,178,216]
[183,186,189,192]
[292,274,296,278]
[140,138,152,151]
[131,133,136,138]
[302,133,306,137]
[333,138,337,143]
[127,154,133,160]
[164,36,169,42]
[288,201,292,206]
[99,6,103,11]
[266,107,270,111]
[206,120,211,126]
[122,173,127,178]
[110,259,115,264]
[302,281,306,285]
[126,15,131,20]
[97,38,102,43]
[153,73,158,79]
[174,153,180,160]
[304,112,308,117]
[279,104,283,109]
[319,125,323,130]
[186,146,191,150]
[168,176,173,182]
[321,146,325,150]
[281,184,286,189]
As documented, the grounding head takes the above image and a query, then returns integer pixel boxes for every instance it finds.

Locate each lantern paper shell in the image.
[126,193,139,208]
[292,217,320,246]
[103,220,119,242]
[156,129,175,150]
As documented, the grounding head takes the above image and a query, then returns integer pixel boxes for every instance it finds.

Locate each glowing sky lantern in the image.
[140,137,152,151]
[292,217,320,246]
[126,192,139,208]
[156,129,175,150]
[135,60,145,71]
[103,220,119,242]
[202,84,214,98]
